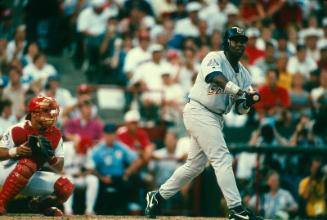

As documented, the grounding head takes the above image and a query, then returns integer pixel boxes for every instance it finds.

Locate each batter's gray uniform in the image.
[159,51,252,208]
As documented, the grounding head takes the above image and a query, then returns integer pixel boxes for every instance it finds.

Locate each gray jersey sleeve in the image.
[200,52,223,78]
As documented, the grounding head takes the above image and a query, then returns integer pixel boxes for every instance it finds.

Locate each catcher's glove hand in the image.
[28,135,54,163]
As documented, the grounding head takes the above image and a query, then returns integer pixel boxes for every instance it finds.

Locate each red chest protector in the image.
[11,121,62,150]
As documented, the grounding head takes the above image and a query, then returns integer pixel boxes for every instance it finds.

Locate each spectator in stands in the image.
[129,44,167,123]
[117,110,154,169]
[123,30,150,80]
[21,42,39,67]
[63,141,99,215]
[245,27,265,65]
[287,44,317,79]
[255,68,291,118]
[195,20,210,47]
[64,99,104,155]
[151,0,176,20]
[149,130,189,214]
[275,32,295,57]
[209,30,222,51]
[255,42,277,75]
[160,66,184,127]
[62,84,98,121]
[289,73,312,119]
[276,53,292,90]
[2,67,26,120]
[240,54,264,87]
[273,0,302,30]
[22,53,57,88]
[224,6,242,29]
[175,1,202,38]
[239,0,262,26]
[6,25,26,63]
[289,115,315,147]
[86,123,138,214]
[302,28,322,62]
[248,170,298,219]
[77,0,118,77]
[299,158,327,218]
[0,99,16,137]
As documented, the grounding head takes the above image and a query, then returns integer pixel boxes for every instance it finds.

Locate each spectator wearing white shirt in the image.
[2,68,26,120]
[302,28,323,62]
[174,2,202,38]
[0,99,16,138]
[21,42,39,67]
[287,44,317,79]
[248,170,298,219]
[129,44,167,123]
[77,0,118,77]
[22,53,57,88]
[6,25,27,63]
[160,66,185,127]
[123,30,151,80]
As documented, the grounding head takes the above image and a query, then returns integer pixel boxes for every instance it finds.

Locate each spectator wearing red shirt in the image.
[64,100,104,154]
[245,27,265,65]
[255,68,291,118]
[117,110,154,165]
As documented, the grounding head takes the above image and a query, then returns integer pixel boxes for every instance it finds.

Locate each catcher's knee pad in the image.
[15,158,38,179]
[54,177,74,203]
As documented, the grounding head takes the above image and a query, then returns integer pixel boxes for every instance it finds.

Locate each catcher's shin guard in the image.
[53,177,74,203]
[0,158,37,214]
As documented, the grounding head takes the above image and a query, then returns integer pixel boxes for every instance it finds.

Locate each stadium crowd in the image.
[0,0,327,219]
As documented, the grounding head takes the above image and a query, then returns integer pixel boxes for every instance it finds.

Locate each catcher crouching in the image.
[0,96,74,216]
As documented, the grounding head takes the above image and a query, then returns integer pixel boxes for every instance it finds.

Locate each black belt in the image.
[188,99,224,117]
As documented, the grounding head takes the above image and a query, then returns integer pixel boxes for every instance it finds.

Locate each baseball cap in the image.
[149,44,164,53]
[103,123,117,133]
[186,2,202,13]
[124,110,141,123]
[245,27,260,38]
[91,0,106,7]
[166,50,179,59]
[77,84,93,94]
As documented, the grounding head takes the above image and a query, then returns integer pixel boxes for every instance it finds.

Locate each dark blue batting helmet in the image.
[222,26,248,50]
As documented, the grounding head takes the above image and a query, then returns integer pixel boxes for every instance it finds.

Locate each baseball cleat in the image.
[145,191,159,219]
[229,207,263,220]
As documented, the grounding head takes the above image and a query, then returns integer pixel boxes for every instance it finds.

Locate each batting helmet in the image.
[222,26,248,50]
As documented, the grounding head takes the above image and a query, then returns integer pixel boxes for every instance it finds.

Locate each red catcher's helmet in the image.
[28,96,59,127]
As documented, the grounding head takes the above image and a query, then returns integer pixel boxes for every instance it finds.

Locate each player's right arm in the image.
[0,128,32,161]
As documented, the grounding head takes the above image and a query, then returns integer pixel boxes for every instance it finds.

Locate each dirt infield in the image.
[0,215,226,220]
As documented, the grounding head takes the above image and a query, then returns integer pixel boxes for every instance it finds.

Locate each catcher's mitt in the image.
[28,135,54,163]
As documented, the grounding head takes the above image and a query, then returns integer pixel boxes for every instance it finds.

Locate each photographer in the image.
[248,170,298,219]
[299,158,327,218]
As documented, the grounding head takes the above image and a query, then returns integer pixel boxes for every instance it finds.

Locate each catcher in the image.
[0,96,74,216]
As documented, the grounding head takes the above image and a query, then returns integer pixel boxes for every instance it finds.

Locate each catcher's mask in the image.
[27,96,59,128]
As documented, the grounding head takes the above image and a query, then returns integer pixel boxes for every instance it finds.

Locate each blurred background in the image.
[0,0,327,219]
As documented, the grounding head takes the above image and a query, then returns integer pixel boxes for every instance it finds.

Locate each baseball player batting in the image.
[0,96,74,216]
[145,27,262,220]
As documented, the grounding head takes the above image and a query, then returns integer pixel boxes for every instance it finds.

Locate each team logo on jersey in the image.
[207,59,219,67]
[208,85,224,95]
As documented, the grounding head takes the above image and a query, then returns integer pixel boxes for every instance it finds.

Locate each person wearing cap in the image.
[86,123,138,213]
[244,27,265,65]
[254,42,277,75]
[6,25,27,63]
[160,66,185,127]
[302,27,323,62]
[123,30,151,80]
[128,44,166,122]
[174,1,202,37]
[287,44,318,79]
[63,99,104,155]
[117,110,153,164]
